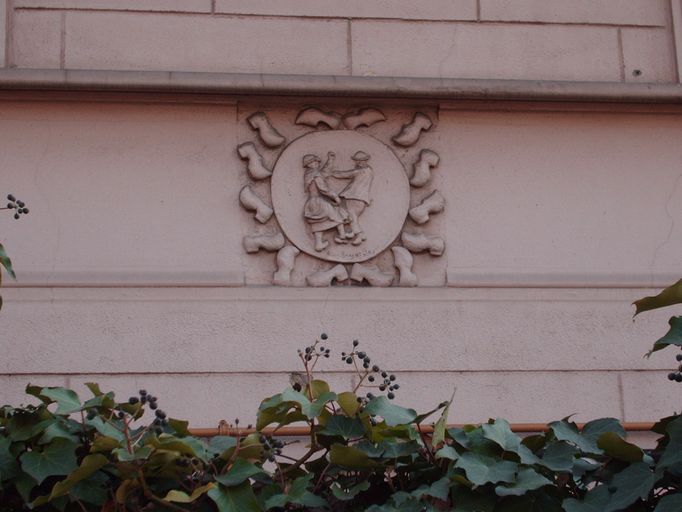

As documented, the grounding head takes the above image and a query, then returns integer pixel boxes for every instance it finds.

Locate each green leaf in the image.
[563,485,611,512]
[0,242,16,280]
[320,415,365,439]
[549,420,601,454]
[655,493,682,512]
[435,445,459,460]
[208,481,260,512]
[330,443,382,469]
[85,416,125,442]
[90,436,121,453]
[71,470,109,506]
[634,279,682,315]
[597,431,644,462]
[658,416,682,470]
[38,421,80,445]
[482,418,539,464]
[454,452,517,486]
[0,436,20,481]
[19,438,78,484]
[650,316,682,354]
[539,441,577,471]
[451,488,496,512]
[40,387,82,415]
[582,417,626,439]
[265,474,327,509]
[309,379,330,399]
[208,435,238,456]
[113,446,153,461]
[331,480,370,501]
[433,389,456,448]
[164,483,214,503]
[337,391,360,417]
[364,396,417,427]
[49,453,108,499]
[604,462,655,512]
[215,459,264,487]
[495,468,552,497]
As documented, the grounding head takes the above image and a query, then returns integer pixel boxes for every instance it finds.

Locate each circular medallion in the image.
[271,130,410,263]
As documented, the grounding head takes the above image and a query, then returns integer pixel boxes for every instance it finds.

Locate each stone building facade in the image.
[1,1,682,431]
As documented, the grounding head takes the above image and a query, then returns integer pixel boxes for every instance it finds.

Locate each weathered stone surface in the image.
[13,10,62,68]
[214,0,477,21]
[351,21,621,81]
[622,28,676,83]
[16,0,211,11]
[480,0,668,26]
[64,12,348,74]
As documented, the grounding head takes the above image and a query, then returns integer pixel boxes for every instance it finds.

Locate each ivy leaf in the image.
[0,242,16,280]
[215,459,264,487]
[208,481,260,512]
[482,418,539,464]
[433,389,456,448]
[658,416,682,470]
[208,436,238,456]
[495,468,552,497]
[320,415,365,439]
[597,432,644,462]
[330,443,382,469]
[38,387,82,415]
[563,485,611,512]
[331,481,370,501]
[633,279,682,315]
[649,316,682,354]
[337,391,360,417]
[654,493,682,511]
[539,441,577,471]
[265,474,328,509]
[49,453,108,499]
[582,417,625,439]
[604,462,655,511]
[435,445,459,460]
[0,437,20,481]
[549,420,601,454]
[163,483,214,503]
[20,438,78,484]
[454,452,517,486]
[364,396,417,427]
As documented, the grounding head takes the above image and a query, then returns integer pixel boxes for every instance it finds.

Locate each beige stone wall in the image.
[1,2,681,429]
[2,0,678,83]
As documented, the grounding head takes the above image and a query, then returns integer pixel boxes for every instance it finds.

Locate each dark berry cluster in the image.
[342,339,400,400]
[667,351,682,383]
[5,194,29,220]
[260,435,284,462]
[135,389,168,434]
[295,333,332,384]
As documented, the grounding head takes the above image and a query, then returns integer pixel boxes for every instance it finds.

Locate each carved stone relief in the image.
[237,108,446,286]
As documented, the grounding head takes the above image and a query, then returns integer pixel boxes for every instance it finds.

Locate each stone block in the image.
[351,21,621,81]
[0,0,6,67]
[622,28,676,83]
[0,287,670,375]
[621,371,680,422]
[436,110,682,283]
[215,0,477,21]
[13,10,61,68]
[0,101,243,284]
[16,0,211,11]
[480,0,668,27]
[64,11,348,74]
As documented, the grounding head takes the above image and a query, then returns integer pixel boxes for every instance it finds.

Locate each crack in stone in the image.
[649,170,682,285]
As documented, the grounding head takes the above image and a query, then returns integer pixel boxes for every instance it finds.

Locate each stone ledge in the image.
[0,68,681,103]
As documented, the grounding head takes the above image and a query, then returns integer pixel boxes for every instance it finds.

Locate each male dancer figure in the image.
[329,151,373,245]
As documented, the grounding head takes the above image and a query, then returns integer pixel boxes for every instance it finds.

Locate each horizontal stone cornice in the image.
[0,68,682,104]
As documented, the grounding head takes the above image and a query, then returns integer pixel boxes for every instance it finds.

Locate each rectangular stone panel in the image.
[0,0,6,67]
[480,0,668,26]
[621,371,680,422]
[16,0,211,11]
[12,9,62,68]
[0,370,621,427]
[351,21,621,81]
[214,0,477,21]
[64,11,348,74]
[436,110,682,283]
[0,287,669,374]
[622,28,676,83]
[0,101,244,285]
